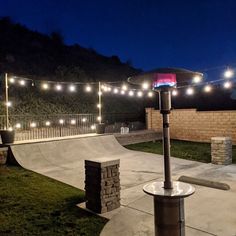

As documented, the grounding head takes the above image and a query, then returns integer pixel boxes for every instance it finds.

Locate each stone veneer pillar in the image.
[0,147,8,165]
[85,159,120,213]
[211,137,232,165]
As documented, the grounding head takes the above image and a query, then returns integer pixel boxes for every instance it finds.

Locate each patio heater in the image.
[128,68,203,236]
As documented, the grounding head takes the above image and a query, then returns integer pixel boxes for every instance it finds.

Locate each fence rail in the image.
[0,113,145,141]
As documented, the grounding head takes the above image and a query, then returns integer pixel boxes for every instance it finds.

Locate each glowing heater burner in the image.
[152,73,177,89]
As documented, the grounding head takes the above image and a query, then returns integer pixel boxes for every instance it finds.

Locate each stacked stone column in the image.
[0,147,8,165]
[211,137,232,165]
[85,159,120,213]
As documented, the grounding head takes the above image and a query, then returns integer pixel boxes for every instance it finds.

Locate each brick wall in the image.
[146,108,236,144]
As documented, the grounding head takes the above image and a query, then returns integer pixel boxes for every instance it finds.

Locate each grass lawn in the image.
[125,140,236,163]
[0,166,107,236]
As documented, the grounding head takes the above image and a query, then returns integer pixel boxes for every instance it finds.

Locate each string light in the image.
[9,77,15,83]
[223,81,232,89]
[113,88,119,94]
[224,68,234,78]
[8,127,13,131]
[6,70,236,102]
[6,101,12,107]
[204,85,212,92]
[129,91,134,96]
[69,85,76,92]
[98,91,102,96]
[193,75,202,83]
[82,118,87,122]
[85,85,92,92]
[59,119,64,124]
[42,83,49,90]
[97,116,102,121]
[142,82,149,90]
[122,84,128,91]
[30,122,36,128]
[172,90,178,96]
[97,104,101,108]
[70,119,76,125]
[91,124,96,130]
[19,80,25,86]
[186,87,194,95]
[137,91,143,97]
[56,84,62,91]
[15,123,21,129]
[45,121,51,126]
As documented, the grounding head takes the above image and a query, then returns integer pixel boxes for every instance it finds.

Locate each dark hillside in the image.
[0,17,152,116]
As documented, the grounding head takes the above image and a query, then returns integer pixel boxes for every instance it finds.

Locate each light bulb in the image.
[172,90,178,96]
[204,85,212,92]
[56,84,62,91]
[45,121,51,126]
[19,80,25,86]
[129,91,134,96]
[6,101,12,107]
[224,81,232,89]
[122,85,128,91]
[69,85,76,92]
[70,119,76,125]
[59,119,64,124]
[137,91,143,97]
[15,123,21,129]
[42,83,49,90]
[142,82,149,90]
[85,85,92,92]
[30,122,36,128]
[193,75,202,83]
[91,124,96,130]
[186,87,194,95]
[9,77,15,83]
[224,69,234,78]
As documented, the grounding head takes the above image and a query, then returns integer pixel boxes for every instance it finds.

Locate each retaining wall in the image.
[146,108,236,144]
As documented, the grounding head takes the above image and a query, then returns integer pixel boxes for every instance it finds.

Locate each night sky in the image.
[1,0,236,79]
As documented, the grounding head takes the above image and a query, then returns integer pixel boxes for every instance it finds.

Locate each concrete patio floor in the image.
[9,134,236,236]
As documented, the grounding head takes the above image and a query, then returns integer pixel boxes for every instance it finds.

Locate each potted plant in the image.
[0,128,15,144]
[96,123,106,134]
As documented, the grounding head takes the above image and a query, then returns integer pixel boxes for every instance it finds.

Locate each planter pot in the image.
[0,130,15,144]
[96,123,106,134]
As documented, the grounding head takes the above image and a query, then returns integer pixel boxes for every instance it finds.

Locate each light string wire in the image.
[2,68,236,96]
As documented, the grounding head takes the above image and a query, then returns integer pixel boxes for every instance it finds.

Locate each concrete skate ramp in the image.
[10,135,131,188]
[10,134,204,191]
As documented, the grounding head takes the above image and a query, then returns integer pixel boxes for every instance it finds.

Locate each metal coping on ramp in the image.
[10,133,103,146]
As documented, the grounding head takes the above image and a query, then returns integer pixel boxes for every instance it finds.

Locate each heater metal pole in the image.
[159,89,172,189]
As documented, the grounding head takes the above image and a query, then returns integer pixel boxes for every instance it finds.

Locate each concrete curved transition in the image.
[10,134,236,236]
